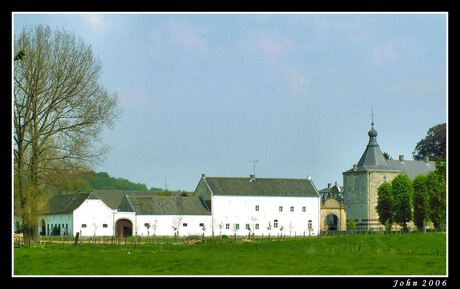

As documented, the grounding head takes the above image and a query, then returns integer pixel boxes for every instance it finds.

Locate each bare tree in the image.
[172,216,183,238]
[14,25,120,243]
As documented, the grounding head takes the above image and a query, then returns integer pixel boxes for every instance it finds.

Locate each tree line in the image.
[43,170,174,195]
[376,157,446,231]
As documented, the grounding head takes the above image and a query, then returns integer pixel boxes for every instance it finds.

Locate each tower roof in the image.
[344,123,399,173]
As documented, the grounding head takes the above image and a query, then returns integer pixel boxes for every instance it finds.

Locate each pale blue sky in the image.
[13,12,447,191]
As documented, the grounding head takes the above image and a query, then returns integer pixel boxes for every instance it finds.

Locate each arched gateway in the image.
[115,219,133,237]
[320,198,347,231]
[326,214,339,230]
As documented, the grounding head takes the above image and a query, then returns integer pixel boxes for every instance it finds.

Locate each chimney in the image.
[249,174,256,182]
[328,183,331,189]
[399,155,404,162]
[201,173,206,179]
[353,164,358,171]
[425,156,430,163]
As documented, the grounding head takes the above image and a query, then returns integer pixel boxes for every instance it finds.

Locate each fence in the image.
[14,228,446,247]
[320,228,446,236]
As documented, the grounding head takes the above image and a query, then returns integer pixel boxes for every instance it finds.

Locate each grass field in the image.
[13,232,446,276]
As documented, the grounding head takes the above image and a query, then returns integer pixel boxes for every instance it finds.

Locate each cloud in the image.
[84,14,107,32]
[166,21,209,53]
[284,68,310,96]
[372,42,397,64]
[145,20,209,56]
[245,31,294,61]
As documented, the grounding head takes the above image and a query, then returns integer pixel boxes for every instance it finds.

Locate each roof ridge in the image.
[205,176,310,180]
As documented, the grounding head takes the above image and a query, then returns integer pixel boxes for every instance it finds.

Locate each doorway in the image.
[115,219,133,237]
[326,214,338,230]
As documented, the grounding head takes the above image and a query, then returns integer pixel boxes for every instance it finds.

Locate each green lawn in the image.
[13,232,446,276]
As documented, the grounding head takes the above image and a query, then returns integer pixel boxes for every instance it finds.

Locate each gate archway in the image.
[115,219,133,237]
[320,198,347,231]
[326,214,338,230]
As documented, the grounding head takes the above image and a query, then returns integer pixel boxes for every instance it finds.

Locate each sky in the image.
[13,12,448,192]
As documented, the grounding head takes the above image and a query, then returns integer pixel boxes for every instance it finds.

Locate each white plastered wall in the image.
[211,195,320,236]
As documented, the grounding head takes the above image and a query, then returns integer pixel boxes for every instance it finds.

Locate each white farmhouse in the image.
[24,174,321,238]
[194,174,321,237]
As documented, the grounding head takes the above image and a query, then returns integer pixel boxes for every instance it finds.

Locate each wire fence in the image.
[13,227,446,248]
[319,228,446,236]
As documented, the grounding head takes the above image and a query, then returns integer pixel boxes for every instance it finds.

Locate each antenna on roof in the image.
[248,160,259,175]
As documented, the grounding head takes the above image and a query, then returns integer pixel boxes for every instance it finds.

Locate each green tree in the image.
[347,218,356,231]
[376,182,393,231]
[426,170,446,229]
[413,123,446,161]
[383,152,392,160]
[392,174,413,231]
[86,172,148,191]
[412,175,430,230]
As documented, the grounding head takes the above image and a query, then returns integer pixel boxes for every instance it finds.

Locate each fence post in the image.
[74,232,79,245]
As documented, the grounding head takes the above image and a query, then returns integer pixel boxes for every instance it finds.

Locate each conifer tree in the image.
[392,174,414,231]
[376,182,393,231]
[412,175,430,230]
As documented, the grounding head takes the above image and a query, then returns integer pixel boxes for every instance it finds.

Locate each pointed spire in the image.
[371,105,374,127]
[368,106,378,141]
[355,108,392,171]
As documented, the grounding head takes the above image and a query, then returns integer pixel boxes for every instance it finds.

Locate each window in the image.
[274,219,278,228]
[383,176,387,182]
[279,206,283,212]
[246,224,250,230]
[183,223,188,227]
[103,224,108,228]
[235,224,240,230]
[255,205,259,211]
[226,223,230,230]
[81,224,87,228]
[308,220,312,228]
[290,206,294,212]
[255,224,259,230]
[199,223,204,227]
[144,223,149,227]
[302,206,306,212]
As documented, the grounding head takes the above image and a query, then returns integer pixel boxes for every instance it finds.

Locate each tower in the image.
[342,120,400,231]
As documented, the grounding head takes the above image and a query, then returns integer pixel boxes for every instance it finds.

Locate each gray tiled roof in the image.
[387,159,436,180]
[202,177,319,197]
[118,195,211,215]
[88,190,160,209]
[41,193,90,215]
